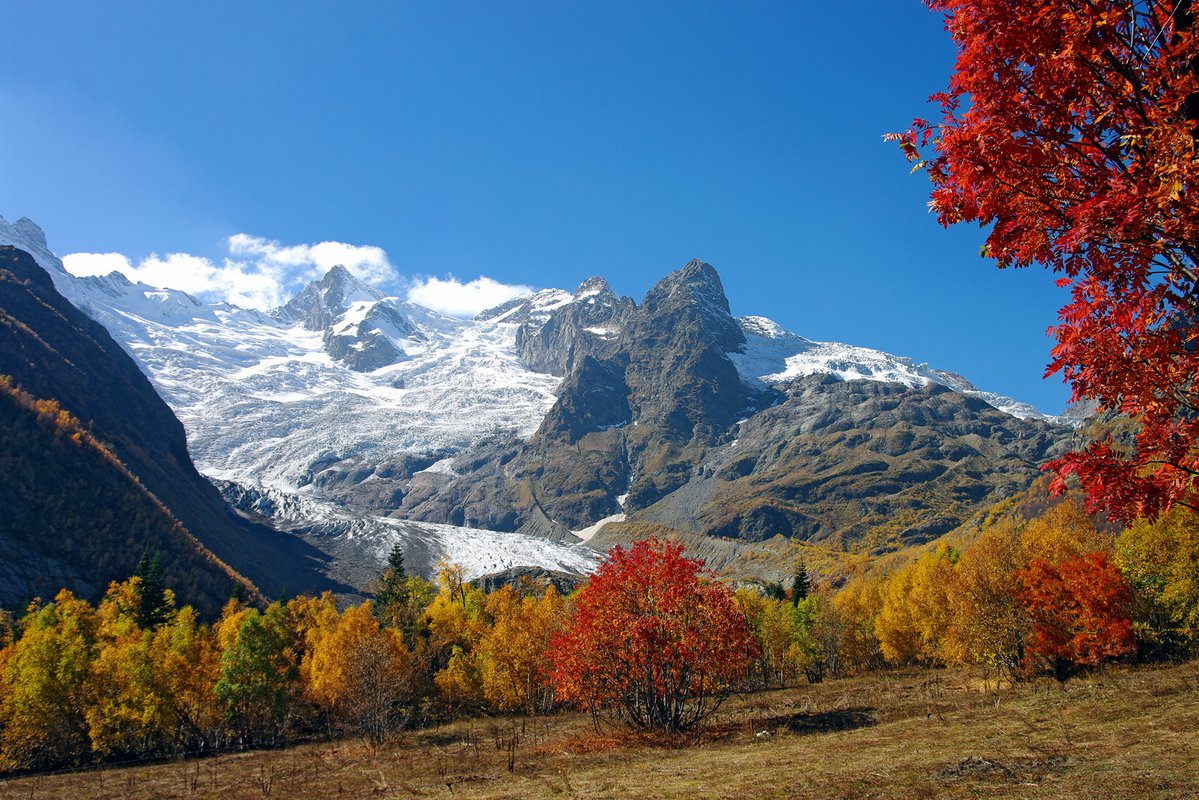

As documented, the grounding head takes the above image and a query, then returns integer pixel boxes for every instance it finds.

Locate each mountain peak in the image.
[573,276,612,300]
[0,215,67,276]
[643,259,731,316]
[275,265,384,327]
[12,217,49,250]
[321,263,354,283]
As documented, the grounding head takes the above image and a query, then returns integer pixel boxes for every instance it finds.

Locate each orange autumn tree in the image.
[550,539,756,733]
[895,0,1199,521]
[1017,551,1136,680]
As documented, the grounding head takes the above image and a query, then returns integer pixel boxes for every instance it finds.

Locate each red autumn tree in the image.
[549,538,756,733]
[894,1,1199,521]
[1017,551,1136,679]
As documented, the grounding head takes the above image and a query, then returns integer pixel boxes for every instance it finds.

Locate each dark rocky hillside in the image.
[0,245,346,609]
[0,377,256,614]
[614,375,1065,551]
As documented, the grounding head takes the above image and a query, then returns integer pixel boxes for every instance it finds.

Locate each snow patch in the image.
[244,486,602,579]
[572,512,626,544]
[418,457,459,477]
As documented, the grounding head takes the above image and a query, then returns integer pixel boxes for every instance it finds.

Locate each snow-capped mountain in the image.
[0,215,1070,581]
[0,215,1063,476]
[0,217,562,492]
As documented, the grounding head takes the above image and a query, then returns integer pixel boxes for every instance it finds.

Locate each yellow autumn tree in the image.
[85,578,178,758]
[304,602,414,742]
[151,605,222,752]
[759,598,800,688]
[1116,508,1199,659]
[477,585,569,714]
[832,574,883,673]
[1020,499,1112,565]
[0,591,97,771]
[944,523,1027,677]
[875,546,956,666]
[426,563,488,711]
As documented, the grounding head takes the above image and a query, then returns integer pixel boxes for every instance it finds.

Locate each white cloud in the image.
[61,235,533,318]
[62,234,401,311]
[227,234,397,287]
[61,252,134,277]
[406,275,532,318]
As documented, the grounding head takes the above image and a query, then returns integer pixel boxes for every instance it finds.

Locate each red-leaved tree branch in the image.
[891,0,1199,521]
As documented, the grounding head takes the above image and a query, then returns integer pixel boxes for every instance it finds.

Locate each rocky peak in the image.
[11,217,49,251]
[642,259,731,316]
[517,277,632,376]
[632,260,745,358]
[313,264,383,309]
[475,288,571,325]
[275,264,385,330]
[324,300,422,372]
[0,215,66,276]
[572,276,613,300]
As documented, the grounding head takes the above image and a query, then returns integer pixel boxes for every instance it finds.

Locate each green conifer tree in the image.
[791,559,809,606]
[373,543,409,628]
[134,552,170,629]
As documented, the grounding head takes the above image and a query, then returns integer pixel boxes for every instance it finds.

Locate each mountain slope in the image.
[618,375,1063,550]
[0,243,346,603]
[394,261,1067,558]
[0,375,256,613]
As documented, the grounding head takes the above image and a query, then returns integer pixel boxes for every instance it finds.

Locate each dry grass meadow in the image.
[2,660,1196,800]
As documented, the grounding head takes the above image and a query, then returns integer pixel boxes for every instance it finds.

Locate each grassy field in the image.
[2,661,1196,800]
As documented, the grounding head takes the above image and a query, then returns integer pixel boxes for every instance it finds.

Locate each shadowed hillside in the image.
[0,245,351,609]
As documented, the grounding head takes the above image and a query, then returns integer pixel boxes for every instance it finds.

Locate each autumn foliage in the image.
[2,503,1196,772]
[550,539,756,732]
[895,0,1199,521]
[1018,552,1136,679]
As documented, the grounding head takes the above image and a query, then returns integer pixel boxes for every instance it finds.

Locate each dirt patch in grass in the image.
[768,706,877,735]
[936,754,1071,783]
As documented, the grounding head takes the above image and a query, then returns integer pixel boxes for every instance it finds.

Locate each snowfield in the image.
[731,315,1061,423]
[231,484,602,580]
[47,270,563,491]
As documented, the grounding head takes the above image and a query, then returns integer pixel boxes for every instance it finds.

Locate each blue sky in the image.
[0,1,1072,413]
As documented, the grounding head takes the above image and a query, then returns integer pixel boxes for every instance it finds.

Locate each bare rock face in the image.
[401,260,760,531]
[516,277,633,375]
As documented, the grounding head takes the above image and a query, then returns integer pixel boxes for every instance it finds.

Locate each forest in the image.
[0,495,1195,774]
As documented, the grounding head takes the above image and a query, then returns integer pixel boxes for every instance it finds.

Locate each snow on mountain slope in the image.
[95,291,561,489]
[475,287,573,325]
[0,215,562,492]
[731,315,1061,423]
[226,484,601,580]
